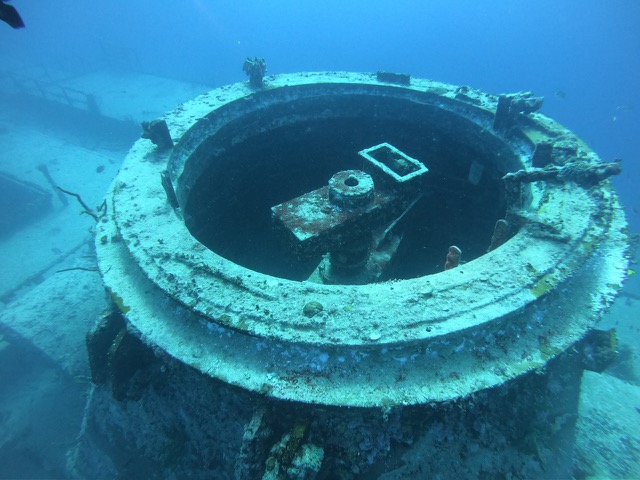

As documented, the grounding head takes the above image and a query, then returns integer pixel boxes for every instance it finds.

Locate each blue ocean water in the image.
[7,0,640,221]
[0,1,638,478]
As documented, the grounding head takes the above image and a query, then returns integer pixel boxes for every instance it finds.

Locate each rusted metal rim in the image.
[96,72,629,407]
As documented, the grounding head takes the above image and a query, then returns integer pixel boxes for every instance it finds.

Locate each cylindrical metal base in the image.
[69,318,583,479]
[83,71,630,478]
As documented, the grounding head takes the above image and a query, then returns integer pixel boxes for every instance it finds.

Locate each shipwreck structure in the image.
[71,72,629,478]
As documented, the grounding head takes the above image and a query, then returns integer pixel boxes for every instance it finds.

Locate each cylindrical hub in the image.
[328,170,374,208]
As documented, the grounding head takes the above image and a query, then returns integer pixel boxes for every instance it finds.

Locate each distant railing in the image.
[0,65,101,115]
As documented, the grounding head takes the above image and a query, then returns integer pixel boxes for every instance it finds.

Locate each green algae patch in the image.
[539,343,562,360]
[107,287,131,313]
[531,274,556,298]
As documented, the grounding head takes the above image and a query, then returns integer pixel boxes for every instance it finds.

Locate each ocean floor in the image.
[0,70,639,478]
[0,69,208,477]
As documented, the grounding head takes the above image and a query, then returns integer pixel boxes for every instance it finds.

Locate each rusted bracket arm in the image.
[502,159,621,187]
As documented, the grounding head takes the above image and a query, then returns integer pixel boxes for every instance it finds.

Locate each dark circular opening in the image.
[344,176,359,187]
[182,92,520,282]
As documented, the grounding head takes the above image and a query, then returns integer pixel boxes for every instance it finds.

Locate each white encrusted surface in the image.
[96,72,630,406]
